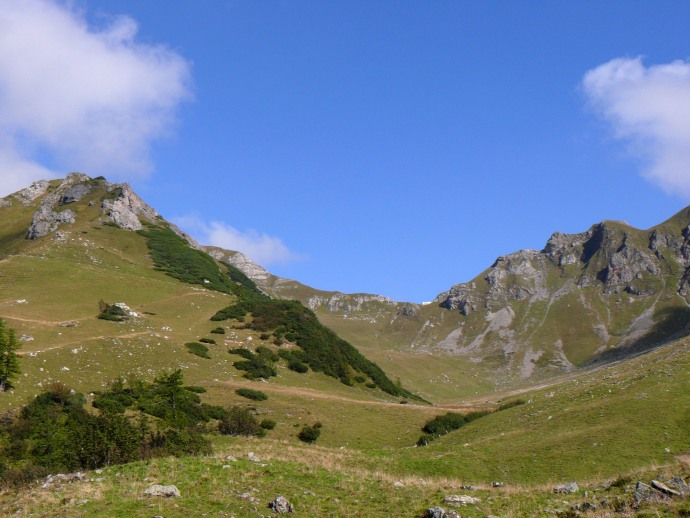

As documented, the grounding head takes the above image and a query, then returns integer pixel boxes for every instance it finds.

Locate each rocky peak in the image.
[101,182,158,231]
[206,249,271,283]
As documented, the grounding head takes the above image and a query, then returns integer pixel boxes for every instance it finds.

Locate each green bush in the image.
[417,410,491,446]
[199,337,216,344]
[218,407,263,436]
[185,342,211,359]
[210,327,226,334]
[229,348,277,380]
[185,386,207,393]
[260,419,276,430]
[298,424,321,443]
[235,388,268,401]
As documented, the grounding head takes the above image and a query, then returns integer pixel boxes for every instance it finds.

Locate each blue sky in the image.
[1,1,690,302]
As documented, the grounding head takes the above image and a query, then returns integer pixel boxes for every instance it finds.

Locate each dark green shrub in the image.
[184,386,207,393]
[199,337,216,344]
[417,410,491,446]
[353,375,367,383]
[218,407,262,436]
[288,361,308,373]
[229,348,277,380]
[260,333,271,340]
[260,419,276,430]
[210,327,226,334]
[298,424,321,443]
[236,388,268,401]
[185,342,210,359]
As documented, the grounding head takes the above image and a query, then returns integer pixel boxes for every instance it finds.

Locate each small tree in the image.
[0,319,20,392]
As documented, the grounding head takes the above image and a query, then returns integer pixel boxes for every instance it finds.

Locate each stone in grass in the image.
[268,495,294,513]
[553,481,579,494]
[651,480,681,496]
[425,506,460,518]
[443,494,481,506]
[144,485,181,498]
[247,452,261,463]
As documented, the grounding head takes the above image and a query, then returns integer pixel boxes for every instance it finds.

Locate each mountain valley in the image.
[0,174,688,516]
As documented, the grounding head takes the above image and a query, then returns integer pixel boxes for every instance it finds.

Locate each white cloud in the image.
[175,214,302,267]
[583,56,690,198]
[0,0,192,196]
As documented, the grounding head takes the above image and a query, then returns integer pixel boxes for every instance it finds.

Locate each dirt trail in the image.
[17,331,152,354]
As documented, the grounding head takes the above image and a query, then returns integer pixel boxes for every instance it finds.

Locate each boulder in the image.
[144,484,181,498]
[554,481,579,494]
[651,479,680,496]
[443,494,481,506]
[424,507,460,518]
[269,495,294,513]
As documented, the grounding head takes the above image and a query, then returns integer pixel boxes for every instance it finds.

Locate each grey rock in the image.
[144,484,180,498]
[651,479,680,496]
[16,180,50,205]
[633,481,667,503]
[27,202,75,239]
[208,249,271,283]
[268,495,294,513]
[667,476,690,495]
[59,183,91,205]
[247,452,261,463]
[0,198,11,207]
[424,506,460,518]
[554,481,579,494]
[443,494,481,506]
[101,182,157,231]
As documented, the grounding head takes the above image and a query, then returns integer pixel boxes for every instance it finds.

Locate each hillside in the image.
[219,208,690,392]
[0,174,416,411]
[0,174,688,516]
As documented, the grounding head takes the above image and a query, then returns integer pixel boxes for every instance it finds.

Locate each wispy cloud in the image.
[174,214,302,267]
[0,0,192,196]
[583,56,690,198]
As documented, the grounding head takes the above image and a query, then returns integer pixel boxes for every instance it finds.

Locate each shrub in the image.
[210,327,226,334]
[199,337,216,344]
[235,388,268,401]
[218,406,262,436]
[417,410,491,446]
[260,419,276,430]
[184,386,207,393]
[353,375,367,383]
[185,342,210,359]
[288,361,308,373]
[298,424,321,443]
[228,348,277,380]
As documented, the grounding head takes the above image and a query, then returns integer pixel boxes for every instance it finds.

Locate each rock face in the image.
[427,209,690,381]
[207,249,271,283]
[101,182,157,231]
[22,174,159,239]
[306,293,395,313]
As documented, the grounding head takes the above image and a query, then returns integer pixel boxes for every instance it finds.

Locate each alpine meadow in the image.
[0,173,688,517]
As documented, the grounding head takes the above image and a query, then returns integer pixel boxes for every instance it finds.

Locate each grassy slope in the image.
[1,338,689,516]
